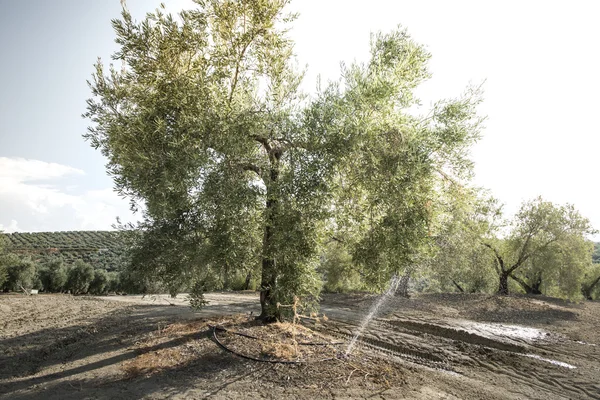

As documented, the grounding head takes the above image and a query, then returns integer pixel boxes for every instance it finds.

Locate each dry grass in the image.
[122,345,194,378]
[122,318,216,378]
[122,314,260,378]
[260,342,298,360]
[121,313,398,384]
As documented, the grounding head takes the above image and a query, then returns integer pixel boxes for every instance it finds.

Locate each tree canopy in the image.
[85,0,483,319]
[483,197,596,297]
[425,187,499,293]
[0,234,9,288]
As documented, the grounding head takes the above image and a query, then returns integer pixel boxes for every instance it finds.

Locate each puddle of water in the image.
[524,354,576,369]
[454,321,547,342]
[575,340,597,347]
[440,369,462,377]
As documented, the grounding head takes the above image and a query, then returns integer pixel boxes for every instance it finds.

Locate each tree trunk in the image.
[259,258,276,321]
[258,163,279,322]
[244,272,251,290]
[223,263,230,290]
[509,273,542,295]
[581,286,593,301]
[498,272,509,295]
[258,201,277,321]
[396,273,411,298]
[530,277,543,295]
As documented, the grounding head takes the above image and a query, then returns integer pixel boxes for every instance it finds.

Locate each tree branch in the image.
[228,40,251,105]
[435,168,459,186]
[510,236,559,275]
[506,255,530,275]
[272,140,299,157]
[508,272,533,293]
[251,134,272,152]
[490,256,501,275]
[590,274,600,291]
[241,163,261,176]
[516,232,534,265]
[228,26,260,105]
[482,242,505,273]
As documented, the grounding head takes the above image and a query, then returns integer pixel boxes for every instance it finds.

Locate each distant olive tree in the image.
[66,260,95,295]
[425,187,499,294]
[0,234,8,288]
[105,271,121,293]
[0,265,6,289]
[38,259,68,292]
[484,197,596,297]
[3,256,38,292]
[88,269,110,295]
[319,240,365,293]
[581,263,600,300]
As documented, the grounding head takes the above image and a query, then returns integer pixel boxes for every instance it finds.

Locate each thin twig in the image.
[346,368,358,384]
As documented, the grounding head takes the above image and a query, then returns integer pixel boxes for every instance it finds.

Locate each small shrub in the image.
[88,269,109,295]
[106,271,121,293]
[66,260,95,294]
[0,264,7,288]
[38,259,68,292]
[3,256,37,292]
[319,242,364,293]
[187,280,209,310]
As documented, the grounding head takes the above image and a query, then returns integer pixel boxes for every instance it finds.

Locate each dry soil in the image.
[1,292,599,399]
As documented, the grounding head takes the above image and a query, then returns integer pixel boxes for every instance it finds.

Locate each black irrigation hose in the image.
[210,325,341,364]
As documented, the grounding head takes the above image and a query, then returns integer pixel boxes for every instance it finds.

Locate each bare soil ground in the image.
[1,292,599,399]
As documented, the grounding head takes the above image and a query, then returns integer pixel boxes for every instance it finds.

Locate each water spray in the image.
[343,274,401,357]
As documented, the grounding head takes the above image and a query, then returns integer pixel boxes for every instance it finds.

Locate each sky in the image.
[0,0,598,236]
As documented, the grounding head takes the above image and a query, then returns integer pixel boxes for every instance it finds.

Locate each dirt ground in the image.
[1,292,599,399]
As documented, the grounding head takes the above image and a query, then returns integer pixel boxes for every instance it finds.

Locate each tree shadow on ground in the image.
[0,295,388,400]
[370,293,583,328]
[1,323,353,400]
[0,301,257,383]
[2,348,265,400]
[416,293,582,309]
[0,304,178,380]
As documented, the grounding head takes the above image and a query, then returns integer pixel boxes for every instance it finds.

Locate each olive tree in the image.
[0,234,8,288]
[85,0,483,319]
[38,259,68,292]
[66,260,95,295]
[2,256,38,292]
[581,250,600,300]
[88,269,110,294]
[484,197,596,296]
[425,187,499,293]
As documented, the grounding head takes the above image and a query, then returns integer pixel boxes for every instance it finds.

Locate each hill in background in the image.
[3,231,126,271]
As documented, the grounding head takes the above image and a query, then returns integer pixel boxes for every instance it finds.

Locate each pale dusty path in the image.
[96,292,261,318]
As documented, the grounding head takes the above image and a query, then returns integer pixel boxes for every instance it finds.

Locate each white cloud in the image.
[0,157,84,181]
[0,157,84,214]
[0,157,136,232]
[74,188,138,230]
[0,220,20,234]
